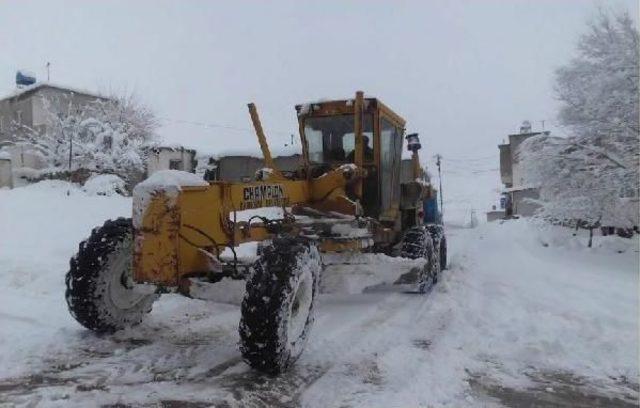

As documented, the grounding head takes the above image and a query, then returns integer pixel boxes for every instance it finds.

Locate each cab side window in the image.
[380,118,403,213]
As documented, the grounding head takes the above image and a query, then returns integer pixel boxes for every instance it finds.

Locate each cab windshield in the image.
[304,114,374,164]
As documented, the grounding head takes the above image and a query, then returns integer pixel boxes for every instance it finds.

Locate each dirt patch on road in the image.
[470,370,639,408]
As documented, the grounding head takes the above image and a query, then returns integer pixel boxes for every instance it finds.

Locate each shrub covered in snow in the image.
[83,174,127,196]
[5,93,158,185]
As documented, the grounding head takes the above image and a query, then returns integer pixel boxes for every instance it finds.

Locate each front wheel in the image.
[65,218,158,333]
[400,226,439,292]
[239,237,321,374]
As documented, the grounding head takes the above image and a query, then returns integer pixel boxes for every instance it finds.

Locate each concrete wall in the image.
[0,85,105,144]
[512,188,540,217]
[146,148,196,176]
[508,133,533,188]
[0,159,12,188]
[499,144,512,187]
[274,155,302,173]
[31,88,102,128]
[3,144,46,169]
[0,96,33,143]
[215,154,302,182]
[507,131,549,188]
[486,210,505,222]
[216,156,264,181]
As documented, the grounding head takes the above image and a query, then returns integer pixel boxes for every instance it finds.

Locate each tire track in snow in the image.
[299,288,456,406]
[0,300,241,405]
[186,280,451,407]
[0,282,444,407]
[209,293,422,407]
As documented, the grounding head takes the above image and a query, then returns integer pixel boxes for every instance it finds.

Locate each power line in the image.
[158,116,294,138]
[442,155,497,163]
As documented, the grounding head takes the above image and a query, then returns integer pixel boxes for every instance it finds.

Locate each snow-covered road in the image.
[0,182,638,407]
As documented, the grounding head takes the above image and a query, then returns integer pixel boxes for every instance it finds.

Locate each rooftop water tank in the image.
[16,70,36,87]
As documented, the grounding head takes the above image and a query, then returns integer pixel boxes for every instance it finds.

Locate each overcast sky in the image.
[0,0,637,219]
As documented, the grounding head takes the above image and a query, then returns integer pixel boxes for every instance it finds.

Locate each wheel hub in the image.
[107,243,147,310]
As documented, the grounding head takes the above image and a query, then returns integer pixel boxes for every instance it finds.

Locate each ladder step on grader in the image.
[65,91,447,374]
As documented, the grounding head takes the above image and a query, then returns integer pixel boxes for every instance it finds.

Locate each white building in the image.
[0,82,107,145]
[146,146,196,176]
[495,123,550,218]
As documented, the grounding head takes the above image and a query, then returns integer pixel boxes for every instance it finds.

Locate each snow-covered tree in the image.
[8,93,158,182]
[520,134,636,236]
[556,10,639,139]
[520,10,639,243]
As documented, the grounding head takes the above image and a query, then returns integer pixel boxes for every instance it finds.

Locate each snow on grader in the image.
[65,91,447,374]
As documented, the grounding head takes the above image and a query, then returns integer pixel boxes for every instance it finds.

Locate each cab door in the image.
[379,116,403,221]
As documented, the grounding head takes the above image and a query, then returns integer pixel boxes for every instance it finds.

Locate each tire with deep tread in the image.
[65,218,158,333]
[425,223,447,270]
[439,236,447,270]
[239,236,321,374]
[400,226,438,292]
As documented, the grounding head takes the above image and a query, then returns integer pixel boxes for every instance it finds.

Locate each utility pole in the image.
[46,62,50,82]
[541,119,545,131]
[67,130,72,170]
[435,154,444,220]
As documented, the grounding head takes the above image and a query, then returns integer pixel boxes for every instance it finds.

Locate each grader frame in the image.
[133,91,430,289]
[65,90,443,375]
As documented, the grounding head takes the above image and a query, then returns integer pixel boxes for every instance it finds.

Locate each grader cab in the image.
[65,91,446,374]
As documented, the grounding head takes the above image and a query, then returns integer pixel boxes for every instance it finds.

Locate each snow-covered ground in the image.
[0,182,638,407]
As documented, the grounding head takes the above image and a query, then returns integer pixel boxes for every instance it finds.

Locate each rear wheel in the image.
[65,218,158,333]
[439,236,447,270]
[400,226,438,292]
[426,224,447,270]
[239,237,321,374]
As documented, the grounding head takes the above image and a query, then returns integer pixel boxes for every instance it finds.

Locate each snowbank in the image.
[0,181,131,378]
[83,174,126,196]
[442,219,639,390]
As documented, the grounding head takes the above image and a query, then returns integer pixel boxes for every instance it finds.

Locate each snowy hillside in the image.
[0,182,637,407]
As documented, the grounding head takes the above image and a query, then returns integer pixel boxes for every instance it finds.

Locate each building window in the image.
[169,159,183,170]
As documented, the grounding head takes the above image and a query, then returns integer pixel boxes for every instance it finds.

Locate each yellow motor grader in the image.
[65,91,446,374]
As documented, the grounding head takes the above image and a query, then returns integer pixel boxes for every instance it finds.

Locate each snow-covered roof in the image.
[0,82,108,102]
[197,146,301,160]
[150,143,197,153]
